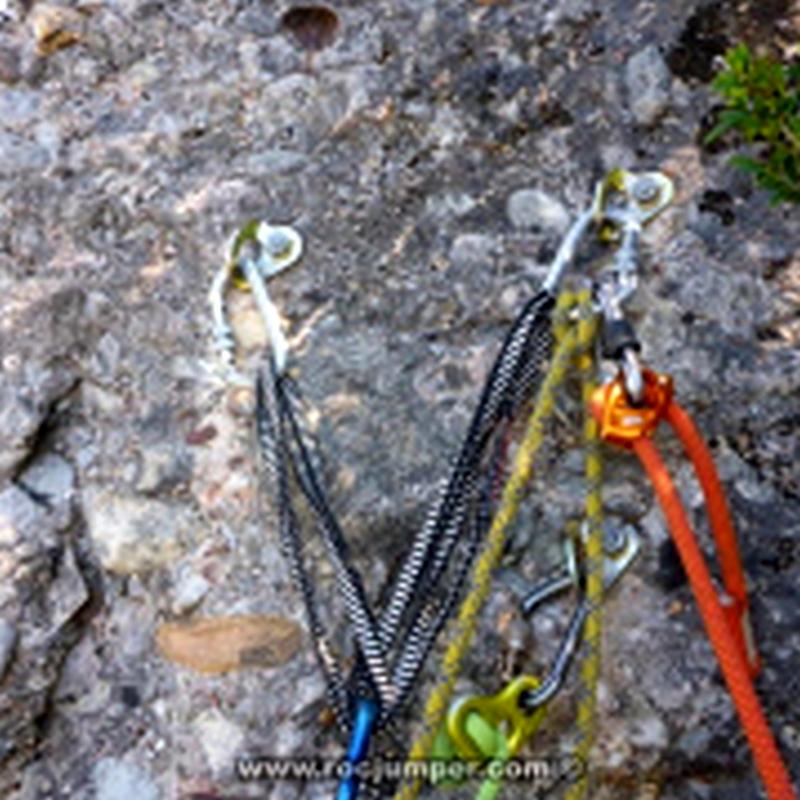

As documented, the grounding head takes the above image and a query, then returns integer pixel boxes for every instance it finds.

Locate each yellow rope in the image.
[393,291,598,800]
[564,314,604,800]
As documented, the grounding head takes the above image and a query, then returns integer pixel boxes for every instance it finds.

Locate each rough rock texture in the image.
[0,1,798,799]
[625,44,671,127]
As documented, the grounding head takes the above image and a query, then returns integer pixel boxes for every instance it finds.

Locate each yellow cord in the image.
[564,313,604,800]
[393,291,598,800]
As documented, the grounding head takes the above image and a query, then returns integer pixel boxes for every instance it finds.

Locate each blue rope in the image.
[336,698,378,800]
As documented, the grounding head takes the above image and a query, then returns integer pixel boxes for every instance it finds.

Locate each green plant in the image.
[705,43,800,205]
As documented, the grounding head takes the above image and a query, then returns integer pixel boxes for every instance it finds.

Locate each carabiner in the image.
[542,169,674,301]
[517,521,641,712]
[589,169,674,403]
[439,522,640,764]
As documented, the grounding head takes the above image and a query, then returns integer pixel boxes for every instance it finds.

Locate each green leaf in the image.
[742,113,767,142]
[729,154,762,174]
[709,44,800,204]
[726,43,751,75]
[769,143,791,167]
[785,116,800,151]
[704,110,750,143]
[711,73,739,97]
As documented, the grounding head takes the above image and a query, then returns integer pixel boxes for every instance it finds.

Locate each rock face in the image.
[0,1,798,799]
[506,188,570,233]
[92,757,159,800]
[82,489,193,575]
[625,44,672,126]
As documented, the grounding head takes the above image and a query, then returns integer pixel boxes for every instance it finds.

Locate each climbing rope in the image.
[436,299,613,800]
[209,165,797,798]
[591,368,796,800]
[562,310,604,800]
[368,206,599,724]
[392,171,675,800]
[252,251,579,799]
[253,277,562,722]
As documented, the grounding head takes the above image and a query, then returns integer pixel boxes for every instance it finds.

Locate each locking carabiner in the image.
[590,169,674,403]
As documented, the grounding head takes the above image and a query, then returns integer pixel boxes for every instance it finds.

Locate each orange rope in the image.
[632,429,796,800]
[664,401,760,676]
[591,369,796,800]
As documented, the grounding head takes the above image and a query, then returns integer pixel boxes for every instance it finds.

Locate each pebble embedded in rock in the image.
[0,45,21,85]
[676,725,713,760]
[156,614,302,674]
[92,757,159,800]
[193,709,245,775]
[0,130,50,177]
[135,442,189,494]
[82,489,193,574]
[0,89,39,129]
[628,709,670,750]
[45,544,89,633]
[17,454,75,518]
[29,4,84,57]
[625,44,671,126]
[449,233,496,269]
[226,386,256,418]
[171,572,211,615]
[506,188,570,233]
[185,425,218,446]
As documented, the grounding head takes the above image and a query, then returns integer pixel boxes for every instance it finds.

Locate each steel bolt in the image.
[632,176,660,203]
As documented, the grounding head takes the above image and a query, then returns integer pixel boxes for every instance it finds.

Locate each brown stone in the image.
[30,5,83,57]
[156,614,303,674]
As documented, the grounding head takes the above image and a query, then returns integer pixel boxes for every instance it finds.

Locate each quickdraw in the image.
[517,521,641,712]
[396,290,596,795]
[406,170,797,800]
[431,522,640,800]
